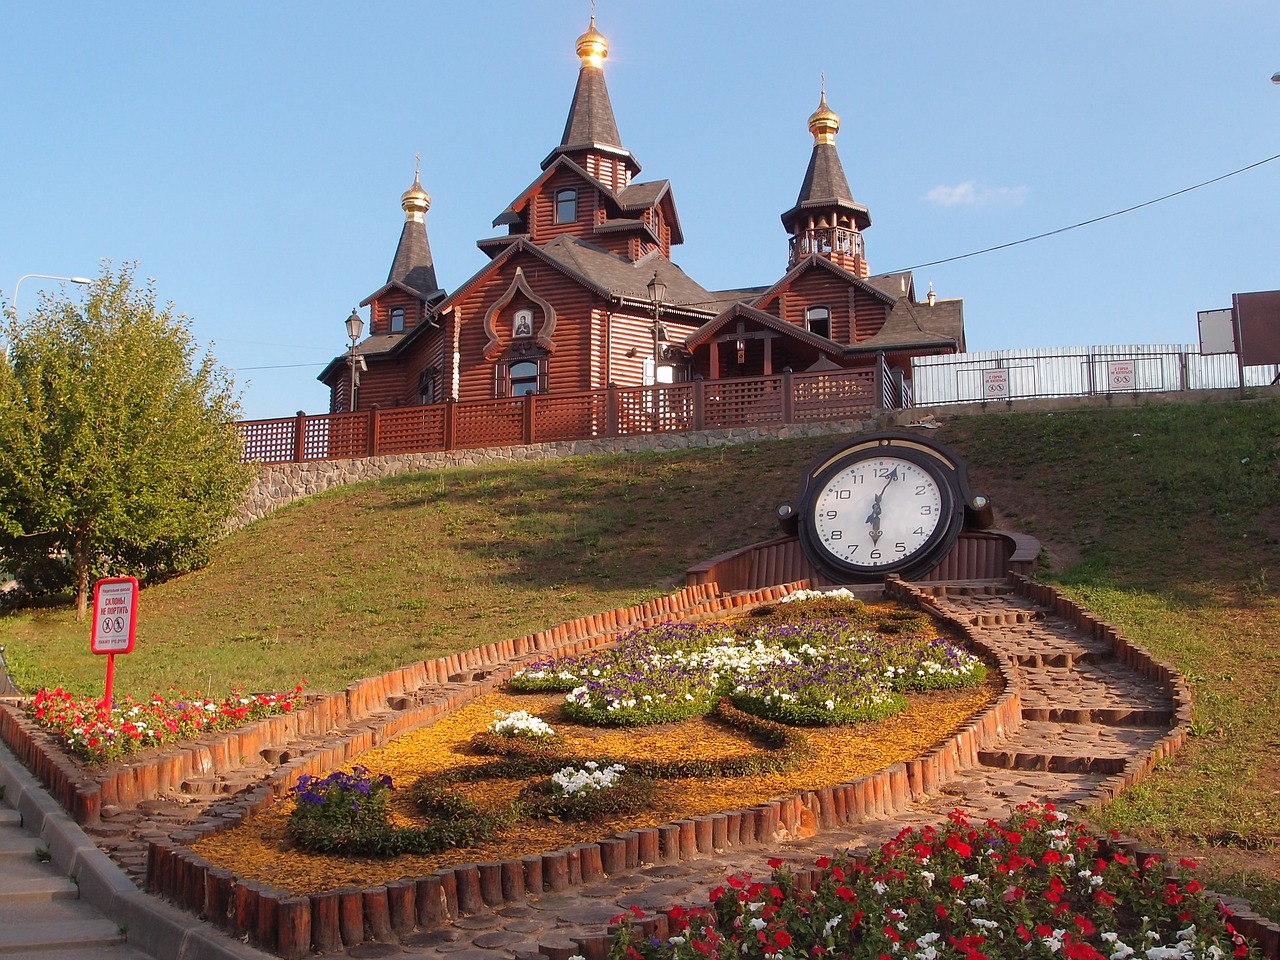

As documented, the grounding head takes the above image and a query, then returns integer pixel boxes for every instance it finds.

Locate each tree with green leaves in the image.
[0,263,250,618]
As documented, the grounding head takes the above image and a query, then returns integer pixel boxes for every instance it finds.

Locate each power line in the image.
[234,362,327,371]
[680,151,1280,309]
[883,152,1280,274]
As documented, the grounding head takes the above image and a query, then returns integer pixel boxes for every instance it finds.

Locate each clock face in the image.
[785,435,971,582]
[810,456,947,570]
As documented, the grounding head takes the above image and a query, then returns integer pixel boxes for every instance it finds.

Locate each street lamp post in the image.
[11,274,91,318]
[344,308,364,412]
[5,274,91,359]
[646,271,669,431]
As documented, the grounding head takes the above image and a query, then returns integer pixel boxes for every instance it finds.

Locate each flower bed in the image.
[25,685,305,763]
[610,803,1261,960]
[511,597,986,728]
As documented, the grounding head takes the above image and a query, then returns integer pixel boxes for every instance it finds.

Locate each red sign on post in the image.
[91,576,138,707]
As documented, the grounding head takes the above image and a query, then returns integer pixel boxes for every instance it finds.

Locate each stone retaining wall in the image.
[234,417,883,528]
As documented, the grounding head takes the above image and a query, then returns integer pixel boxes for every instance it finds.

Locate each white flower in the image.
[749,917,766,931]
[872,880,888,895]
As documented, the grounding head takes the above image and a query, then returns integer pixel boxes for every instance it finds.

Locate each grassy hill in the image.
[2,397,1278,913]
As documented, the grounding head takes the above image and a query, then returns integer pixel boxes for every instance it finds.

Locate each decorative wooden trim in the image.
[481,267,559,361]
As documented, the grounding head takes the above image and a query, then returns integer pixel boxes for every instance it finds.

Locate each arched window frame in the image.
[497,355,547,397]
[389,306,406,333]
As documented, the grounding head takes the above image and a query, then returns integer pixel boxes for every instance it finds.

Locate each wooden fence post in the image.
[523,393,535,445]
[293,411,307,463]
[606,383,619,438]
[693,378,704,431]
[367,405,380,458]
[444,400,456,451]
[781,370,794,424]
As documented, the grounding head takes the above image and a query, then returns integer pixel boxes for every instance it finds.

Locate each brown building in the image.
[318,18,964,415]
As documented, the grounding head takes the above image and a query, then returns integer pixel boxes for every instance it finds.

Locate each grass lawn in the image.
[2,397,1278,916]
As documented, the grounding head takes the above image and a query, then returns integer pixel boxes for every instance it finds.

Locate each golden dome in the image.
[576,15,608,68]
[808,90,840,145]
[401,169,430,223]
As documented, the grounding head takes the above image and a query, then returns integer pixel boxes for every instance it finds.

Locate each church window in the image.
[389,307,405,333]
[555,188,578,224]
[805,306,831,339]
[508,360,540,396]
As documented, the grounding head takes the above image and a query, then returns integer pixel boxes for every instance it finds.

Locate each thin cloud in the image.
[926,181,1029,207]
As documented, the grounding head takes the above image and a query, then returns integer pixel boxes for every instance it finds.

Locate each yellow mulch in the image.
[192,677,1000,896]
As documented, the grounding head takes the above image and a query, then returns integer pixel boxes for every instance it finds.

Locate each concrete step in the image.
[0,917,125,955]
[0,827,42,859]
[0,856,80,902]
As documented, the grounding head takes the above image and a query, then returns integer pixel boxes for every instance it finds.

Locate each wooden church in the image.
[318,18,964,416]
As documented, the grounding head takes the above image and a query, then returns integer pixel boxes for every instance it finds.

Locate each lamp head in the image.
[646,271,667,305]
[345,308,364,343]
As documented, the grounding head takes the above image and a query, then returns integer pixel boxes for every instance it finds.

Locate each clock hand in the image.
[866,495,883,544]
[867,468,897,545]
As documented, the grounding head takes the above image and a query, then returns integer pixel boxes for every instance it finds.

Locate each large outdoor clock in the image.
[777,431,989,582]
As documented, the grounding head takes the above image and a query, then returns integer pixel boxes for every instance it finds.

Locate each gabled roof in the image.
[684,301,845,355]
[863,272,915,301]
[752,254,898,312]
[359,278,445,308]
[316,333,405,384]
[434,235,715,323]
[537,237,711,314]
[493,155,605,228]
[843,298,964,354]
[542,61,639,172]
[489,156,683,246]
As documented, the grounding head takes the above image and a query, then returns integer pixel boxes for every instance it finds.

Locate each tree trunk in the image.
[73,536,90,620]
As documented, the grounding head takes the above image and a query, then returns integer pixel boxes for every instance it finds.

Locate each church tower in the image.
[541,16,639,189]
[360,162,445,338]
[780,90,871,277]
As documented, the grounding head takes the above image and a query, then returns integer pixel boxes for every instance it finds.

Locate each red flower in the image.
[768,857,783,869]
[947,835,972,857]
[950,876,966,890]
[936,904,948,920]
[815,856,831,869]
[774,931,792,949]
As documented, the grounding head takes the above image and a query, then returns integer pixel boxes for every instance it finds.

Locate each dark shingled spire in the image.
[542,16,638,171]
[781,91,870,232]
[388,170,441,298]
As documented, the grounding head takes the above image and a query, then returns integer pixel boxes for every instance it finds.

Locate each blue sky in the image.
[5,2,1279,420]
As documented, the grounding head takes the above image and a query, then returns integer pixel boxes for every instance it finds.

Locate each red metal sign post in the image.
[90,576,138,708]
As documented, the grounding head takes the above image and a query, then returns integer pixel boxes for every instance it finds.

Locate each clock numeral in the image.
[915,484,927,495]
[895,542,906,554]
[835,489,852,499]
[913,527,925,536]
[824,510,838,519]
[920,505,932,515]
[829,530,842,541]
[869,549,882,560]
